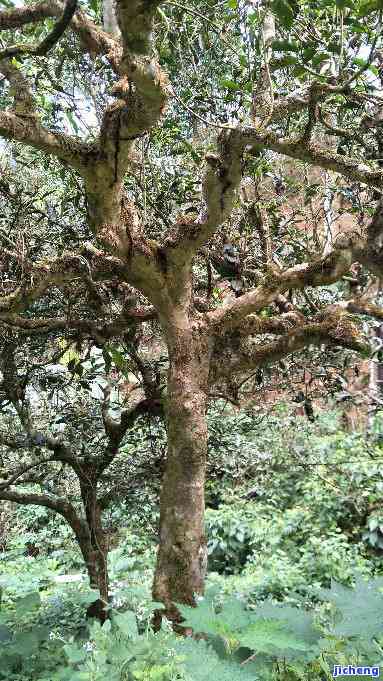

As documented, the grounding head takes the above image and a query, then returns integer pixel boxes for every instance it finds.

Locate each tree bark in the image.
[152,316,210,613]
[102,0,120,35]
[368,322,383,425]
[79,479,110,619]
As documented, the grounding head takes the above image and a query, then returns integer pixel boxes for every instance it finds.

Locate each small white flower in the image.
[83,640,95,652]
[113,597,124,608]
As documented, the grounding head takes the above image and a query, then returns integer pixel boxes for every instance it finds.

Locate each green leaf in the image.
[178,594,251,638]
[319,578,383,641]
[13,631,40,656]
[102,618,112,633]
[14,591,41,612]
[358,0,382,16]
[102,347,112,372]
[353,57,378,75]
[271,0,298,28]
[0,625,12,643]
[113,611,138,638]
[302,47,316,62]
[272,39,300,52]
[368,516,379,531]
[247,603,321,661]
[65,110,79,134]
[274,55,299,68]
[173,638,258,681]
[110,348,127,370]
[327,42,341,55]
[64,643,87,665]
[220,79,239,90]
[336,0,355,8]
[238,618,314,658]
[311,52,331,66]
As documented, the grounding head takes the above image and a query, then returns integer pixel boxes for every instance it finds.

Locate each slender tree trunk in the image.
[78,480,110,619]
[152,317,210,614]
[70,507,108,613]
[85,537,109,609]
[369,322,383,426]
[102,0,120,35]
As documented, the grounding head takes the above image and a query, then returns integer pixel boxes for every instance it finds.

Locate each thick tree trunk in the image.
[152,318,210,613]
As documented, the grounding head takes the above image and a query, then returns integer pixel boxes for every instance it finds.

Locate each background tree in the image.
[1,0,383,623]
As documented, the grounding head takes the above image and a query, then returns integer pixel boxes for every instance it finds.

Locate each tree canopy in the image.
[1,0,383,617]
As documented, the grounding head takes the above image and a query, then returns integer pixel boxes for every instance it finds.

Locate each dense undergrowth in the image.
[1,408,383,680]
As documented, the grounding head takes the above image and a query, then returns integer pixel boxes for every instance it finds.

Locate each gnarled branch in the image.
[241,126,383,190]
[211,310,369,387]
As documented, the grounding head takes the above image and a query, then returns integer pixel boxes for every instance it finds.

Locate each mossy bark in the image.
[152,317,210,612]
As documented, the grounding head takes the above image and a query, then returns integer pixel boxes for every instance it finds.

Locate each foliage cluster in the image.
[1,567,383,681]
[1,408,383,679]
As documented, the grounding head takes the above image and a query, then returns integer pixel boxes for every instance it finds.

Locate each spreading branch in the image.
[0,489,85,536]
[0,304,155,344]
[241,126,383,190]
[211,310,369,388]
[0,250,129,314]
[208,233,362,332]
[0,1,119,63]
[0,0,77,60]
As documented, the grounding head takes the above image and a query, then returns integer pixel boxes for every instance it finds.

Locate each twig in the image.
[0,0,78,60]
[171,89,234,130]
[165,1,237,55]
